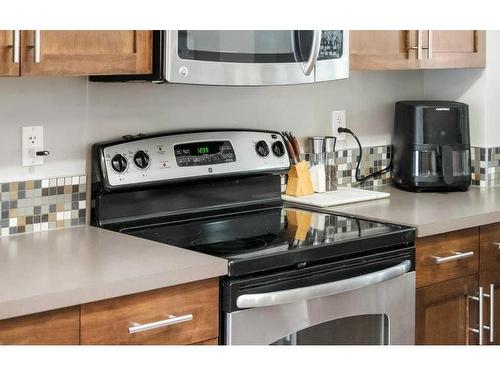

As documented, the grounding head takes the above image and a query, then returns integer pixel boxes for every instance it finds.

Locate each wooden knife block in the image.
[285,161,314,197]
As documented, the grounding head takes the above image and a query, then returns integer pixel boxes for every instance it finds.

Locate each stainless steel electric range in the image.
[91,129,416,345]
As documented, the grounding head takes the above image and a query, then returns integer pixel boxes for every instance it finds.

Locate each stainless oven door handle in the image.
[302,30,322,76]
[236,260,412,309]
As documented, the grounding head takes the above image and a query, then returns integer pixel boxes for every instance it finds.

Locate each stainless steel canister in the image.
[324,137,338,191]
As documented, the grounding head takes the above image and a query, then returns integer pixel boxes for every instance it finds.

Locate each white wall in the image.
[0,70,423,182]
[86,70,423,149]
[484,31,500,146]
[0,77,87,183]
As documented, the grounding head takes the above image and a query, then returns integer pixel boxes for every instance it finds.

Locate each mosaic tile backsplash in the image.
[0,175,87,237]
[335,145,392,188]
[471,146,500,187]
[281,144,500,191]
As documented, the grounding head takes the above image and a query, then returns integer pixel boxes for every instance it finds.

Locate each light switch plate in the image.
[22,126,44,166]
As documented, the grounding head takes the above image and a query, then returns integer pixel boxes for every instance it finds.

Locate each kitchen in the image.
[1,2,499,374]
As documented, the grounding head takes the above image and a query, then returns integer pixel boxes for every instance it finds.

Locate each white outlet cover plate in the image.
[22,126,44,166]
[332,110,347,141]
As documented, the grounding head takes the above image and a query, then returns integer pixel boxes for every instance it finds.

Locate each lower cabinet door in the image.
[416,275,479,345]
[0,306,80,345]
[480,270,500,345]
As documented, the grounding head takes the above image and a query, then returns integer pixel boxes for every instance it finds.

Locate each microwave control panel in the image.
[101,130,290,187]
[319,30,344,60]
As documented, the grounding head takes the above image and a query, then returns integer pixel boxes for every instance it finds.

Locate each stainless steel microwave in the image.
[91,30,349,86]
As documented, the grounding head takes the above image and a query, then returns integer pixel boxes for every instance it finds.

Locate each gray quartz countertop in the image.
[0,226,227,320]
[320,185,500,237]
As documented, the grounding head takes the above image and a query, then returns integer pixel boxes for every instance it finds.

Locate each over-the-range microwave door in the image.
[314,31,349,82]
[165,30,322,86]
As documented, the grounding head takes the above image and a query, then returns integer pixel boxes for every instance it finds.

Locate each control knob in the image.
[255,141,270,157]
[133,150,150,169]
[111,154,128,173]
[271,141,286,157]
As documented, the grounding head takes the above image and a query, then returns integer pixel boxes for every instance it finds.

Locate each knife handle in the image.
[283,138,297,164]
[290,136,302,161]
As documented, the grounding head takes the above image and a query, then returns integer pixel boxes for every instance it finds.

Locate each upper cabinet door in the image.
[419,30,485,69]
[0,30,21,76]
[350,30,420,70]
[20,31,153,76]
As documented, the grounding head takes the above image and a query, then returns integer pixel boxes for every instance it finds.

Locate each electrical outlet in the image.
[332,110,347,141]
[22,126,44,166]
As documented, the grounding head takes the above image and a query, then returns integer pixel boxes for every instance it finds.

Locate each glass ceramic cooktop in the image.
[122,206,403,262]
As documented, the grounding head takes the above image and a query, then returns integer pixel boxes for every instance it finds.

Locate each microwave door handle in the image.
[301,30,322,76]
[236,260,411,309]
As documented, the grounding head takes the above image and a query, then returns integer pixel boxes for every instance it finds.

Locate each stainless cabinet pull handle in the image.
[407,30,422,60]
[428,30,433,59]
[420,30,432,59]
[34,30,41,63]
[490,284,495,343]
[469,287,485,345]
[432,251,474,264]
[12,30,20,64]
[128,314,193,334]
[492,242,500,250]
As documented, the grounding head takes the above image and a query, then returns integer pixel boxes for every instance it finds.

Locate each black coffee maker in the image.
[393,100,471,192]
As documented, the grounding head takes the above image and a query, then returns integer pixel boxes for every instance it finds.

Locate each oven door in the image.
[224,261,415,345]
[166,30,346,86]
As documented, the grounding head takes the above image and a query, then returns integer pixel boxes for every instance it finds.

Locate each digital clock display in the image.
[197,146,210,154]
[174,140,236,167]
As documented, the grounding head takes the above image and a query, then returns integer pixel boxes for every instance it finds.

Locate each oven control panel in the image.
[100,130,290,187]
[174,140,236,166]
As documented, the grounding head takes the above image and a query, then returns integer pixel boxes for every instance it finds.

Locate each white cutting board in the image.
[282,187,390,208]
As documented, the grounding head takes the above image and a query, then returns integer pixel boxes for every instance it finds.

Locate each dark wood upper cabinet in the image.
[0,30,20,76]
[18,30,153,76]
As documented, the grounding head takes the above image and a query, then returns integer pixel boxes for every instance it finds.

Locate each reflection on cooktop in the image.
[123,206,398,261]
[192,237,269,253]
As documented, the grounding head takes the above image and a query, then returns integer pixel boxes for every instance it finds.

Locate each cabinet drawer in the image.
[480,223,500,272]
[416,227,479,288]
[0,306,80,345]
[81,278,219,345]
